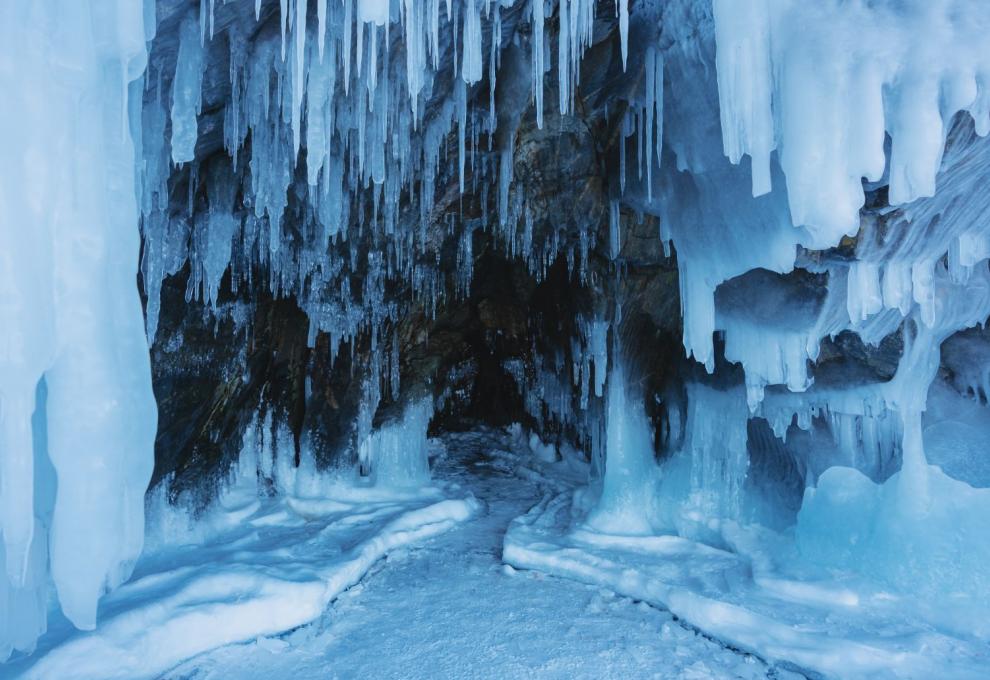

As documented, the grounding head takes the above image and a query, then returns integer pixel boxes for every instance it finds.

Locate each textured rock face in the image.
[143,0,990,512]
[144,0,680,503]
[139,0,807,503]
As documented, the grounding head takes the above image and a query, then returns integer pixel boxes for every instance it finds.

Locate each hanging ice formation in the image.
[139,0,616,354]
[134,0,990,601]
[640,0,990,607]
[0,0,158,660]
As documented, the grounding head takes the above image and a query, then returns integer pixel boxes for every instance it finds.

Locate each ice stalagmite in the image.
[586,360,658,536]
[0,0,157,658]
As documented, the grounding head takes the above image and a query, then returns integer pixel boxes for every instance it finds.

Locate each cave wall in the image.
[143,0,990,512]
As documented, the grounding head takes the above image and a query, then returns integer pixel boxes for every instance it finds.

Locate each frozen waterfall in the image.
[0,0,157,660]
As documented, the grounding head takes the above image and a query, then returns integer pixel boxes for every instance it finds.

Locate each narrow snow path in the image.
[166,430,776,679]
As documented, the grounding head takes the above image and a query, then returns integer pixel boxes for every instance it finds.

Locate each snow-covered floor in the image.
[4,466,481,679]
[161,430,775,680]
[505,491,989,680]
[9,426,985,679]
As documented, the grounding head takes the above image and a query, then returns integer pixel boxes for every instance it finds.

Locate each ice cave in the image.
[2,0,990,678]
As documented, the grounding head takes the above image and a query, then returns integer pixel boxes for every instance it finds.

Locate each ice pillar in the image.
[0,0,157,656]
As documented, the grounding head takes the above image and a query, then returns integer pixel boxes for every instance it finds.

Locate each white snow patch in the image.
[11,491,480,680]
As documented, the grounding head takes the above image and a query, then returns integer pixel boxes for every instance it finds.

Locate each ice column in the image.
[0,0,157,656]
[586,364,658,535]
[359,399,434,487]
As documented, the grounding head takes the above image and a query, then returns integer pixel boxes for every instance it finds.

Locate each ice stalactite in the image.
[0,0,157,658]
[170,13,206,164]
[711,0,990,242]
[531,0,545,129]
[711,0,773,198]
[617,0,628,71]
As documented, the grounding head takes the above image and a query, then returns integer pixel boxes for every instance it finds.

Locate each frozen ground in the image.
[7,425,987,679]
[506,492,989,680]
[160,429,776,680]
[2,462,480,679]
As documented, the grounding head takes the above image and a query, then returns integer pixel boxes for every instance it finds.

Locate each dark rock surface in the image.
[144,0,976,505]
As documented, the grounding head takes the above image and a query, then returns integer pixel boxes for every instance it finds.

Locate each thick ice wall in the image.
[0,0,157,658]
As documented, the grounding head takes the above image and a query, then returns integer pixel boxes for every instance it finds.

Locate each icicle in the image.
[654,48,663,167]
[170,13,205,164]
[609,199,620,260]
[280,0,288,61]
[532,0,544,129]
[457,77,467,194]
[343,0,353,91]
[712,0,773,197]
[291,0,307,159]
[318,0,327,61]
[618,0,628,71]
[462,0,482,84]
[558,0,569,115]
[488,8,498,130]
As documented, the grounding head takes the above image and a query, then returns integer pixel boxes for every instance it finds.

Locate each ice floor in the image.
[7,426,987,679]
[161,430,776,680]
